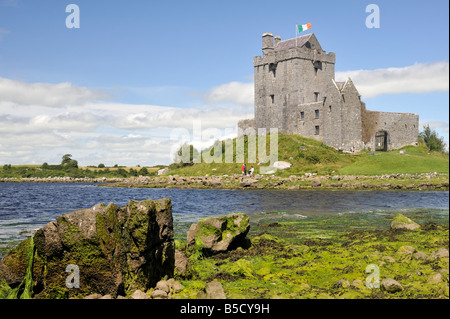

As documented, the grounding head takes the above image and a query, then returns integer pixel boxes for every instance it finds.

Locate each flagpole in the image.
[295,24,298,46]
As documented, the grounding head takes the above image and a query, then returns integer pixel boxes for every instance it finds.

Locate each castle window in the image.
[323,97,327,106]
[269,63,277,78]
[314,92,319,102]
[315,110,320,119]
[315,126,320,135]
[314,67,318,76]
[342,94,345,102]
[270,95,275,104]
[300,111,305,119]
[329,105,332,112]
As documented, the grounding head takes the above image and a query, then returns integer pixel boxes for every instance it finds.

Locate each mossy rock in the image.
[0,198,175,299]
[391,213,421,231]
[187,213,250,255]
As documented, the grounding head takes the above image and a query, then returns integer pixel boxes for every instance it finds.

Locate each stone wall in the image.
[362,110,419,151]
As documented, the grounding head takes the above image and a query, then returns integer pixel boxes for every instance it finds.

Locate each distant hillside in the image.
[168,134,449,176]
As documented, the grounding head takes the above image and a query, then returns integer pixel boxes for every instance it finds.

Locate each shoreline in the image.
[0,172,448,191]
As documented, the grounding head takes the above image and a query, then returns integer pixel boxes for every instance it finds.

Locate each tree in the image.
[173,143,200,167]
[61,154,78,169]
[419,125,446,152]
[98,163,105,168]
[138,167,149,176]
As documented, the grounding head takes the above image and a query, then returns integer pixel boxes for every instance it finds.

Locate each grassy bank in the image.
[174,210,449,299]
[168,134,449,177]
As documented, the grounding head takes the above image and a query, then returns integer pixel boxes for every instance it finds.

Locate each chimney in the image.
[262,33,274,55]
[274,35,281,47]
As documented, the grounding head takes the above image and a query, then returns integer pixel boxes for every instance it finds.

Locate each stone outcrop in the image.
[187,213,250,255]
[0,198,175,299]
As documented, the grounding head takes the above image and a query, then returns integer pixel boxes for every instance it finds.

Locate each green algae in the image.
[0,236,35,299]
[176,209,449,299]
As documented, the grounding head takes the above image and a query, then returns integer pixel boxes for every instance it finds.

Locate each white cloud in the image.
[0,77,110,108]
[203,81,254,106]
[419,121,449,133]
[336,61,449,98]
[0,77,252,166]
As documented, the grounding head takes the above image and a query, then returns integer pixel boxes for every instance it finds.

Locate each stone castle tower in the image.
[238,32,419,152]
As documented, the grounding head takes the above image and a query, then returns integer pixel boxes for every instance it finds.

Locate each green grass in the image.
[168,134,449,177]
[2,135,448,179]
[339,146,449,175]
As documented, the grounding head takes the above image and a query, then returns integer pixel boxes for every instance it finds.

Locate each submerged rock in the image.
[187,213,250,255]
[0,198,175,299]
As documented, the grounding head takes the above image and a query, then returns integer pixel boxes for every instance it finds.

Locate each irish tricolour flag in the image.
[297,23,312,33]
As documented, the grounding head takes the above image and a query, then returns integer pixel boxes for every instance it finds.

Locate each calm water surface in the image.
[0,183,448,252]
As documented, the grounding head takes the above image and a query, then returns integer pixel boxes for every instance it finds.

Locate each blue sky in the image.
[0,0,448,166]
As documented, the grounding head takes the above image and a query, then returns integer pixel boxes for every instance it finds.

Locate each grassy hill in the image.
[168,134,449,177]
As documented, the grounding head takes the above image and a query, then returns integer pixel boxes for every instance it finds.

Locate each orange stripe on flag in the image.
[306,23,312,29]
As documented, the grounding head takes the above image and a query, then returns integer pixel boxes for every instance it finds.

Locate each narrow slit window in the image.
[300,111,305,119]
[315,126,320,135]
[270,95,275,104]
[314,92,319,102]
[315,110,320,119]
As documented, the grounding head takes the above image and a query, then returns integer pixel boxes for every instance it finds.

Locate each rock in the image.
[151,289,168,299]
[208,180,223,187]
[0,198,175,299]
[187,213,250,255]
[273,161,292,170]
[84,293,102,299]
[131,290,150,299]
[156,280,170,293]
[187,223,198,247]
[390,213,420,231]
[201,281,226,299]
[436,248,449,258]
[428,273,444,284]
[381,278,403,293]
[381,256,396,263]
[335,278,350,289]
[100,294,113,299]
[167,278,184,293]
[157,168,170,176]
[397,245,416,255]
[351,279,364,289]
[311,180,321,187]
[240,178,258,187]
[175,250,189,276]
[413,252,430,261]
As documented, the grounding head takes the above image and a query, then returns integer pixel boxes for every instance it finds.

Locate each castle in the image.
[238,32,419,152]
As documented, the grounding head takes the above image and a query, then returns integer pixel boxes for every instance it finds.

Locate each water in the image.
[0,183,448,255]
